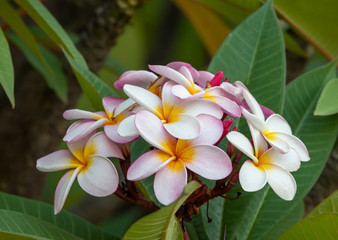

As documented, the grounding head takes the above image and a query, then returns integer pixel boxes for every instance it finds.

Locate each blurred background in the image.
[0,0,337,237]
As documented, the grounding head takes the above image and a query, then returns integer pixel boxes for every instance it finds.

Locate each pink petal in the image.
[239,160,267,192]
[196,71,214,88]
[221,82,243,98]
[182,145,232,180]
[209,95,241,118]
[190,114,223,145]
[117,115,139,137]
[63,119,106,143]
[241,107,267,131]
[113,98,136,117]
[84,132,124,159]
[135,110,176,155]
[66,128,96,163]
[63,109,105,120]
[164,114,201,140]
[267,165,296,200]
[77,155,119,197]
[226,131,258,162]
[166,62,199,80]
[114,70,157,89]
[154,161,187,205]
[265,114,292,135]
[127,149,173,181]
[102,97,124,116]
[275,133,310,162]
[104,124,137,143]
[242,89,265,121]
[259,148,301,172]
[37,150,81,172]
[54,167,80,214]
[123,84,163,118]
[179,99,223,119]
[179,66,194,83]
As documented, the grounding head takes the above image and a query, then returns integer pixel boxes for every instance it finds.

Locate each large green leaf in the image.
[15,0,87,67]
[7,33,68,103]
[0,0,52,75]
[306,190,338,218]
[0,191,117,240]
[64,51,119,111]
[314,78,338,116]
[122,181,200,240]
[0,27,15,108]
[208,0,285,114]
[274,0,338,60]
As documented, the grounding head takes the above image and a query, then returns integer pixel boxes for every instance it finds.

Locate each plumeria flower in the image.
[241,89,310,161]
[63,96,136,144]
[118,81,223,139]
[36,132,124,214]
[127,110,232,205]
[148,64,241,118]
[227,125,301,200]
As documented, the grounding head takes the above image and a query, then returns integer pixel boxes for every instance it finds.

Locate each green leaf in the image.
[15,0,87,67]
[64,51,119,111]
[283,31,308,58]
[314,78,338,116]
[122,181,201,240]
[274,0,338,60]
[0,191,118,240]
[7,33,68,103]
[0,0,52,75]
[208,0,285,114]
[0,27,15,108]
[306,190,338,218]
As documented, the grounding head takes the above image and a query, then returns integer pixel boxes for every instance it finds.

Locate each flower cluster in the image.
[37,61,309,214]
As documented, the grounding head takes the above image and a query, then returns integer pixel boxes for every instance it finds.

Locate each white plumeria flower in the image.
[241,90,310,161]
[37,132,124,214]
[127,110,232,205]
[118,81,223,139]
[227,126,301,200]
[63,97,136,144]
[149,64,241,118]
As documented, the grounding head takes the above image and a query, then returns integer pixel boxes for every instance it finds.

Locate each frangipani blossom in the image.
[127,110,232,205]
[149,64,241,118]
[37,132,124,214]
[119,82,223,139]
[227,126,300,200]
[241,90,310,161]
[63,96,136,143]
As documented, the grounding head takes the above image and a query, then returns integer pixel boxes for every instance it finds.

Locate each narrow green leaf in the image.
[64,51,119,111]
[314,78,338,116]
[0,0,52,75]
[15,0,87,67]
[0,27,15,108]
[122,181,201,240]
[0,191,118,240]
[306,190,338,218]
[7,33,68,103]
[278,214,338,240]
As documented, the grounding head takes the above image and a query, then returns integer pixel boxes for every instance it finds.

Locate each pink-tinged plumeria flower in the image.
[241,90,310,161]
[118,82,223,139]
[63,97,136,144]
[148,64,241,118]
[227,126,300,200]
[127,110,232,205]
[36,132,124,214]
[114,70,158,90]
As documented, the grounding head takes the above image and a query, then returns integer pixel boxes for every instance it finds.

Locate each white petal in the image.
[241,107,267,131]
[37,150,80,172]
[63,119,106,143]
[102,97,124,116]
[154,161,187,205]
[113,98,136,117]
[162,81,181,116]
[263,132,290,154]
[209,95,241,118]
[117,115,139,137]
[267,165,296,200]
[259,148,301,172]
[63,109,104,120]
[179,99,223,119]
[243,90,265,121]
[104,124,137,144]
[196,71,214,88]
[248,123,267,158]
[127,150,173,181]
[77,155,119,197]
[266,114,292,135]
[84,132,124,159]
[221,82,243,98]
[183,145,232,180]
[226,131,258,162]
[179,66,194,83]
[171,85,193,99]
[123,84,163,118]
[66,129,96,163]
[114,70,158,89]
[164,114,201,140]
[54,168,80,214]
[135,110,176,154]
[276,133,310,162]
[239,160,267,192]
